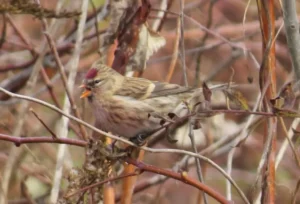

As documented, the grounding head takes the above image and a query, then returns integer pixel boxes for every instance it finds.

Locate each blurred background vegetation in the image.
[0,0,300,203]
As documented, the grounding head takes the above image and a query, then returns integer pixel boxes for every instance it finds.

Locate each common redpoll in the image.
[80,62,225,141]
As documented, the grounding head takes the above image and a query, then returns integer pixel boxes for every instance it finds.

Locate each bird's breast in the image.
[90,96,157,138]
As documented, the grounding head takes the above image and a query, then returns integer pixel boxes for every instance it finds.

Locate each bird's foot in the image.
[129,133,149,146]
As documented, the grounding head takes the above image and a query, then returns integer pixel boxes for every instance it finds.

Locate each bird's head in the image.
[80,64,120,99]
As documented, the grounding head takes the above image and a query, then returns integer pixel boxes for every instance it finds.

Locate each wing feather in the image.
[115,77,194,99]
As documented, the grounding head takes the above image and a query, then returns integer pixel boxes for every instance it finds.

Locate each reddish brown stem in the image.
[256,0,277,203]
[0,133,87,147]
[125,158,231,204]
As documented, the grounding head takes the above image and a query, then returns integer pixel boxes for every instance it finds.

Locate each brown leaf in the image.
[270,96,284,109]
[127,24,165,72]
[277,82,296,109]
[202,82,212,102]
[111,0,153,74]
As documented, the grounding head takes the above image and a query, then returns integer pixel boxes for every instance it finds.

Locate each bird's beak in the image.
[80,84,92,98]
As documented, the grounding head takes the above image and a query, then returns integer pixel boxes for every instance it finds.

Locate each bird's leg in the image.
[93,140,128,160]
[129,132,150,146]
[99,146,128,160]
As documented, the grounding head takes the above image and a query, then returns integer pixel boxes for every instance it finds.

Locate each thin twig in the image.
[179,0,188,86]
[292,178,300,204]
[43,32,88,140]
[184,14,245,50]
[278,117,300,167]
[152,0,168,31]
[30,108,57,139]
[226,149,234,200]
[224,91,262,204]
[149,41,225,64]
[48,0,89,202]
[180,1,206,202]
[6,14,37,54]
[282,0,300,82]
[165,17,180,82]
[0,3,62,202]
[0,133,87,147]
[89,0,101,51]
[189,120,208,204]
[0,14,6,49]
[275,104,300,168]
[194,0,216,87]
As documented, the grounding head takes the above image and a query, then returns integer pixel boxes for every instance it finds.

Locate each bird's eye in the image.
[94,79,102,84]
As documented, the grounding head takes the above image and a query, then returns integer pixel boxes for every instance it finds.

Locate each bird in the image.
[80,62,226,142]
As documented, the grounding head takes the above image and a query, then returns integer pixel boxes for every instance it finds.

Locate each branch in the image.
[282,0,300,82]
[125,158,230,204]
[45,0,89,202]
[0,134,87,147]
[179,0,188,86]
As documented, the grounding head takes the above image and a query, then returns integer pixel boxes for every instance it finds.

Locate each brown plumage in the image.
[80,63,221,139]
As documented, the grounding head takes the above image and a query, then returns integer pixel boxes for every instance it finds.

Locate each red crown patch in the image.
[85,68,98,79]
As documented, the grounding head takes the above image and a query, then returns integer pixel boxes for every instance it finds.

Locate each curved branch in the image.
[125,158,230,204]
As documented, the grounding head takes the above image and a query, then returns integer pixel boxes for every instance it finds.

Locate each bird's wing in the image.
[115,77,194,99]
[149,81,194,98]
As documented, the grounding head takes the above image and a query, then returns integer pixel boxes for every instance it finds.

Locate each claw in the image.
[130,133,148,146]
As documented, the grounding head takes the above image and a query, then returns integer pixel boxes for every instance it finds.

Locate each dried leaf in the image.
[109,0,166,74]
[110,0,150,74]
[100,0,134,50]
[127,24,166,72]
[273,107,300,118]
[277,82,296,109]
[202,82,212,102]
[270,96,284,109]
[223,89,249,110]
